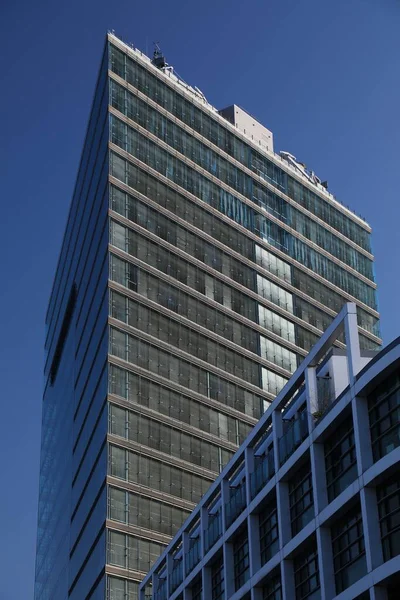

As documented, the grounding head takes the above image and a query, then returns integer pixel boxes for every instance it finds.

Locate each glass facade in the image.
[35,33,381,600]
[289,461,314,537]
[262,571,282,600]
[233,530,250,591]
[35,42,110,600]
[368,369,400,461]
[259,497,279,565]
[331,505,367,593]
[325,415,357,502]
[377,475,400,562]
[293,544,320,600]
[211,557,225,600]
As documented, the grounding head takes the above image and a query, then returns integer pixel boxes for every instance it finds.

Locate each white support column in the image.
[223,539,235,599]
[281,558,296,599]
[276,480,291,547]
[245,447,254,505]
[305,366,318,430]
[360,486,384,572]
[344,303,362,384]
[248,512,261,576]
[310,440,328,514]
[316,527,335,600]
[272,409,283,474]
[352,394,374,475]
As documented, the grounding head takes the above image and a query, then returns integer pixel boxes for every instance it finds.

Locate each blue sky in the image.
[0,0,399,597]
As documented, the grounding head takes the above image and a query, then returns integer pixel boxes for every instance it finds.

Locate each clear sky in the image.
[0,0,399,597]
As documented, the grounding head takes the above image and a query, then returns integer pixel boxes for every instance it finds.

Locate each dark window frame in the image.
[377,476,400,562]
[233,531,250,591]
[331,505,366,594]
[325,416,357,502]
[211,557,224,600]
[259,499,279,565]
[289,462,314,537]
[293,544,320,600]
[368,373,400,461]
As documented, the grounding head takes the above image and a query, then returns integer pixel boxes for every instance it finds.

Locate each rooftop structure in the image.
[140,303,400,600]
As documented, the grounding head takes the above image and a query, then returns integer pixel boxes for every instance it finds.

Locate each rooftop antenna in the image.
[152,42,167,69]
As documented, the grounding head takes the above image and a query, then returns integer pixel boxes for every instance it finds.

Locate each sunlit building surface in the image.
[34,32,380,600]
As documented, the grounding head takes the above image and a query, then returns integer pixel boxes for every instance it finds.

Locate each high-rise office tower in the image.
[34,33,380,600]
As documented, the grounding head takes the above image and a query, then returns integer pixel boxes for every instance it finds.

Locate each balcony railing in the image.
[279,411,308,466]
[204,512,222,552]
[169,560,183,594]
[250,450,275,499]
[225,482,246,528]
[185,537,201,575]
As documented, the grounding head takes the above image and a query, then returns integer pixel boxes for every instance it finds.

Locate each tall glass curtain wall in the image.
[107,43,379,341]
[105,39,380,600]
[34,46,110,600]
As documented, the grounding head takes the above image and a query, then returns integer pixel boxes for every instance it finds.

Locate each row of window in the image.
[109,213,302,354]
[110,116,377,309]
[109,403,233,473]
[109,221,259,321]
[108,486,191,537]
[109,78,373,279]
[109,364,252,445]
[109,44,372,252]
[107,529,164,574]
[109,160,379,338]
[109,324,270,415]
[109,238,347,374]
[192,503,367,599]
[108,444,212,504]
[110,186,256,290]
[111,281,295,382]
[107,576,138,600]
[109,167,256,265]
[110,253,259,352]
[109,230,320,358]
[110,229,376,360]
[112,283,298,375]
[291,259,379,338]
[109,251,324,371]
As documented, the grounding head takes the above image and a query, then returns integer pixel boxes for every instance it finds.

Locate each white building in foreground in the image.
[140,303,400,600]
